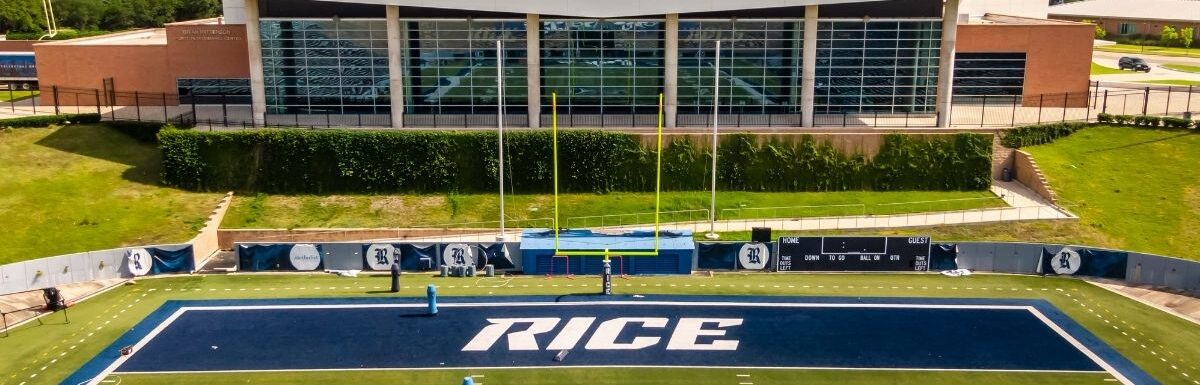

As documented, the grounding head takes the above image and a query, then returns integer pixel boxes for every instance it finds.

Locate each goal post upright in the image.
[552,92,560,253]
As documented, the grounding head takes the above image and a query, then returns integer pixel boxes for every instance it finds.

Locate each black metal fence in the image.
[10,81,1200,130]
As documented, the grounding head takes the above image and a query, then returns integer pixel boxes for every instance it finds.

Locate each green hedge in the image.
[1000,122,1089,148]
[1097,113,1198,129]
[0,113,102,128]
[105,121,189,143]
[158,130,993,193]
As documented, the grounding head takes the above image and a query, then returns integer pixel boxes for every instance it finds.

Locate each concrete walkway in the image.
[389,180,1074,243]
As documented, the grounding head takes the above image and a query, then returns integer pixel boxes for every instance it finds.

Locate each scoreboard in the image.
[776,236,931,272]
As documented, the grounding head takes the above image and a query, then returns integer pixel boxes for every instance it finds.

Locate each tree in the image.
[1083,19,1107,39]
[1181,27,1195,49]
[0,0,45,33]
[1161,25,1181,47]
[2,0,222,34]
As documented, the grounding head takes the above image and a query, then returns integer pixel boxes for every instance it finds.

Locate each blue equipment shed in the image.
[521,229,695,275]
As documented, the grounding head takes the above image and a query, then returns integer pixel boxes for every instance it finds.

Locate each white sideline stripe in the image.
[88,307,187,385]
[86,301,1120,383]
[1027,307,1134,385]
[176,302,1036,311]
[111,366,1110,375]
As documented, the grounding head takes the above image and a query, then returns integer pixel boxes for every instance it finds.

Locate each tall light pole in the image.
[705,41,721,240]
[497,40,507,241]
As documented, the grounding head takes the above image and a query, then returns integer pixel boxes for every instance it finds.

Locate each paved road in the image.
[1092,50,1200,83]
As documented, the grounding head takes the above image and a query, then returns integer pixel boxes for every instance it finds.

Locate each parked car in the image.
[1118,57,1151,72]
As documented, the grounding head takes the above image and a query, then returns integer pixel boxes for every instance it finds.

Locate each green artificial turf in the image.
[1,273,1196,385]
[112,368,1111,385]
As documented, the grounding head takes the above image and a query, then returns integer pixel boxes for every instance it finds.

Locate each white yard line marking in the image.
[112,366,1109,376]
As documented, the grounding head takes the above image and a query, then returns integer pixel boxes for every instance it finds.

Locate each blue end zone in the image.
[62,295,1159,385]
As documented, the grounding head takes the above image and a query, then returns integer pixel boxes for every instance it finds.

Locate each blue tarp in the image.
[148,246,195,274]
[520,229,694,275]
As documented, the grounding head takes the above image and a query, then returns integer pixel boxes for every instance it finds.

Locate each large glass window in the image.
[260,19,390,114]
[404,20,528,114]
[1118,23,1136,35]
[177,78,252,104]
[954,52,1026,97]
[679,20,801,115]
[540,20,664,115]
[814,20,941,113]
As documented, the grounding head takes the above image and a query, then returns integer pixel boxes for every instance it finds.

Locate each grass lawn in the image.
[1025,126,1200,260]
[222,190,1003,229]
[1162,63,1200,73]
[0,125,223,264]
[1090,62,1126,75]
[0,90,38,103]
[1096,43,1200,58]
[1133,79,1200,86]
[2,273,1195,385]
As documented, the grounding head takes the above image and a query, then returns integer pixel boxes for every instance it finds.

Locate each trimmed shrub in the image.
[1113,115,1135,125]
[0,113,102,128]
[159,130,993,194]
[1001,122,1089,148]
[1132,115,1161,127]
[1160,117,1192,129]
[1096,113,1114,123]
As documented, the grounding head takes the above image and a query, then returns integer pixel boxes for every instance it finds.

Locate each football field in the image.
[3,274,1196,385]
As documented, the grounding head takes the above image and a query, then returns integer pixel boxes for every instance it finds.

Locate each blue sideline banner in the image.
[125,246,195,276]
[930,243,959,271]
[399,244,437,271]
[1040,246,1128,279]
[696,243,740,270]
[477,244,515,270]
[147,246,194,274]
[238,244,324,272]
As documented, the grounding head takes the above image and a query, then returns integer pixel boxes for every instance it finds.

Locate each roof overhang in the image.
[309,0,889,18]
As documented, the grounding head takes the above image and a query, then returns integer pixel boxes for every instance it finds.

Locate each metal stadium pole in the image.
[497,40,507,241]
[706,41,721,240]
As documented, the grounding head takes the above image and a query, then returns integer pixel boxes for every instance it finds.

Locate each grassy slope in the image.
[1,274,1196,385]
[1024,126,1200,260]
[221,191,1002,229]
[1091,62,1126,75]
[0,126,221,263]
[1096,44,1200,58]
